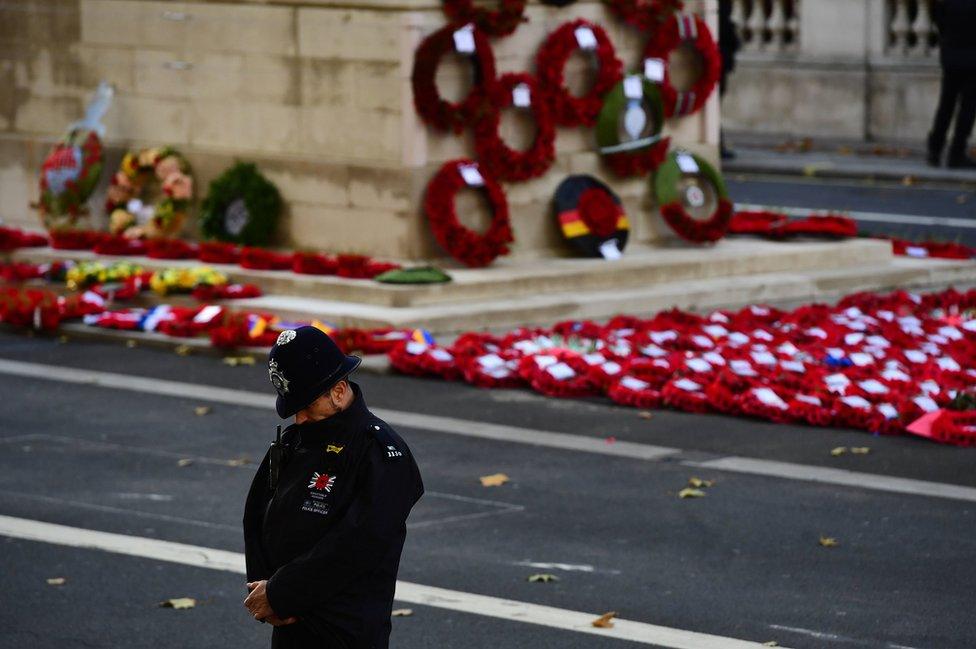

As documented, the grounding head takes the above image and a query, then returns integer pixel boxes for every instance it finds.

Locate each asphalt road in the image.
[727,175,976,245]
[1,332,973,649]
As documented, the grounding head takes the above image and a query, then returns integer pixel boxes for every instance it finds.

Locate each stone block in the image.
[80,1,189,50]
[102,95,189,144]
[297,8,405,62]
[282,203,422,258]
[188,101,301,155]
[134,49,192,99]
[12,95,83,136]
[348,166,412,211]
[76,44,136,94]
[186,3,296,56]
[302,105,403,163]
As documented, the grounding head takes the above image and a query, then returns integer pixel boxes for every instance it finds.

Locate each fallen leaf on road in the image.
[678,488,706,499]
[480,473,509,487]
[638,411,653,420]
[527,574,559,583]
[46,577,66,586]
[58,335,69,344]
[819,536,839,547]
[194,406,211,416]
[391,609,413,617]
[851,447,870,455]
[605,436,616,444]
[177,458,194,467]
[957,194,971,204]
[592,612,617,628]
[125,340,138,348]
[763,642,779,647]
[227,456,251,467]
[830,447,848,457]
[688,477,714,489]
[174,345,192,356]
[223,356,255,367]
[901,175,915,186]
[160,598,196,609]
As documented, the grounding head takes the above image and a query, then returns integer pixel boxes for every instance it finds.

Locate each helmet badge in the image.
[269,359,290,395]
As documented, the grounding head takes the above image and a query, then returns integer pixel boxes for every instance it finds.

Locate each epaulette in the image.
[368,420,405,461]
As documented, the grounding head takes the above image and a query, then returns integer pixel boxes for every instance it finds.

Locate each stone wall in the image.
[0,0,719,261]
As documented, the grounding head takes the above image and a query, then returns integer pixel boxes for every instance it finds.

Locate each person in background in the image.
[719,0,741,160]
[928,0,976,169]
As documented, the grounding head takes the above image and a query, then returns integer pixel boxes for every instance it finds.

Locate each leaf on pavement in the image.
[591,612,617,628]
[763,642,779,647]
[46,577,66,586]
[479,473,509,487]
[177,458,194,467]
[227,456,251,467]
[851,447,871,455]
[605,436,616,444]
[223,356,255,367]
[194,406,211,416]
[819,536,839,548]
[391,608,413,617]
[901,175,916,186]
[688,477,714,489]
[160,597,196,609]
[527,573,559,583]
[58,335,69,344]
[125,339,138,348]
[830,446,847,457]
[174,344,192,356]
[678,488,706,499]
[638,411,653,420]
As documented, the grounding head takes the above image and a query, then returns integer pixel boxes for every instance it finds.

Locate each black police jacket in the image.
[243,383,424,648]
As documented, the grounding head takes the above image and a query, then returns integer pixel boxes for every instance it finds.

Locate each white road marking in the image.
[687,457,976,503]
[735,202,976,229]
[515,561,622,575]
[0,514,787,648]
[1,359,975,503]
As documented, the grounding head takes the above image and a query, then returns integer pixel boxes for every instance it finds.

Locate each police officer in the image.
[928,0,976,169]
[243,326,424,648]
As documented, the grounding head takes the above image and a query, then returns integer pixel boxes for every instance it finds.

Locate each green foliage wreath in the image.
[200,163,282,247]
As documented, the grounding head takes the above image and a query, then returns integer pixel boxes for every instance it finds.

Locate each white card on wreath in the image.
[623,75,644,100]
[453,25,476,54]
[644,58,666,82]
[676,153,700,174]
[512,83,531,108]
[458,163,485,187]
[574,26,597,50]
[599,239,623,260]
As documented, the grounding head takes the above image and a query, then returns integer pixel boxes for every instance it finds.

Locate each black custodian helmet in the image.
[267,326,362,418]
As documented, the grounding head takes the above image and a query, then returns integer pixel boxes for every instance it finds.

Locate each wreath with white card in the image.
[641,12,721,118]
[596,74,670,177]
[535,19,623,127]
[412,23,497,133]
[654,150,731,243]
[474,73,556,182]
[423,159,514,267]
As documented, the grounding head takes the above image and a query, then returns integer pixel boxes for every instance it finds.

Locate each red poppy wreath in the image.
[641,12,721,118]
[412,23,497,133]
[424,159,514,268]
[535,19,623,127]
[654,150,732,243]
[474,73,556,182]
[603,0,685,32]
[443,0,526,37]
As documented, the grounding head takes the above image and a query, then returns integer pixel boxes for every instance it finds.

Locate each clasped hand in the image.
[244,580,298,626]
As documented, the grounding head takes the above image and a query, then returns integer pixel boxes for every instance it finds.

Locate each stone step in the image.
[6,237,894,309]
[212,257,976,333]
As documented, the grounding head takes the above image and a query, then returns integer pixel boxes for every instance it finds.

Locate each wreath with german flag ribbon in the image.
[641,12,721,118]
[603,0,684,31]
[535,19,623,127]
[554,175,629,258]
[412,23,497,133]
[105,147,194,240]
[654,151,732,243]
[443,0,526,37]
[596,74,670,177]
[424,159,514,268]
[474,73,556,182]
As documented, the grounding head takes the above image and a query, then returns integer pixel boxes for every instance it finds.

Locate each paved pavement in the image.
[1,332,973,649]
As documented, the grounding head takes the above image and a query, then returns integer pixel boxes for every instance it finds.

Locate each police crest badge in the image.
[268,359,290,395]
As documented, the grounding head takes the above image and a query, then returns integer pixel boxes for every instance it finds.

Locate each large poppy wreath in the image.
[535,19,623,127]
[596,74,670,177]
[474,73,556,182]
[412,23,497,133]
[424,159,514,267]
[553,174,629,258]
[641,12,721,118]
[654,150,732,243]
[442,0,526,37]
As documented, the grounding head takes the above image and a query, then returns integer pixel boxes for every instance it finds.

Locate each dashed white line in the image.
[0,514,788,648]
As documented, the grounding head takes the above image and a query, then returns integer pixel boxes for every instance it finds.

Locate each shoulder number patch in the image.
[386,445,403,459]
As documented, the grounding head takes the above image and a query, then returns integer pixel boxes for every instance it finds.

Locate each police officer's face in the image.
[295,380,350,424]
